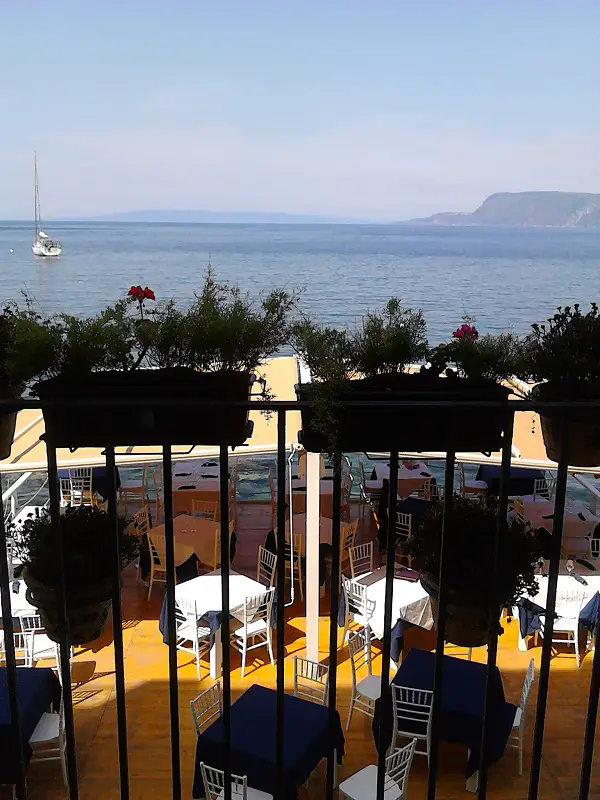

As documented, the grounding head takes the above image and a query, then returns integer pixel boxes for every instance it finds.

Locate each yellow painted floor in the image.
[10,503,600,799]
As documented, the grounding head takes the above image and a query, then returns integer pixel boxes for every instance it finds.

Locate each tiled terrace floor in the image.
[7,502,600,799]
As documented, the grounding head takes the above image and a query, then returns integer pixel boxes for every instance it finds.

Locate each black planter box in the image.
[296,373,510,453]
[534,381,600,467]
[0,383,22,460]
[35,368,254,448]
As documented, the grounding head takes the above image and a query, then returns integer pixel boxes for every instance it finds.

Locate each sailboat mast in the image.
[34,152,40,237]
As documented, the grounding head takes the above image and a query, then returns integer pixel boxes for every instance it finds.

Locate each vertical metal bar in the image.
[0,473,26,800]
[162,445,181,800]
[219,443,232,800]
[46,443,79,799]
[376,449,399,800]
[578,623,600,799]
[528,426,569,800]
[427,444,456,800]
[105,447,130,800]
[275,412,287,800]
[325,451,342,800]
[478,410,515,798]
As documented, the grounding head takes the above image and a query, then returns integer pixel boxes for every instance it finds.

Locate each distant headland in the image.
[402,191,600,228]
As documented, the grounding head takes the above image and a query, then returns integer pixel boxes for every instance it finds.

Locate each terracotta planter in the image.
[420,572,501,647]
[23,566,112,645]
[0,384,22,461]
[296,373,510,453]
[534,382,600,467]
[35,368,254,448]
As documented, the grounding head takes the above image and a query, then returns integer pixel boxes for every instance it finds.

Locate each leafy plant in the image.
[13,505,139,586]
[0,297,61,386]
[404,495,541,607]
[428,318,524,383]
[519,303,600,387]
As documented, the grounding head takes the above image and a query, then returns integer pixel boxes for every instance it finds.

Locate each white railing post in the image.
[305,451,321,662]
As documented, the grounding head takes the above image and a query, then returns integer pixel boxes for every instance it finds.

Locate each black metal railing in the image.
[0,396,599,800]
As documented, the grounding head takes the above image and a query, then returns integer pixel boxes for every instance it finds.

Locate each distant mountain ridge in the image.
[77,209,368,224]
[404,192,600,228]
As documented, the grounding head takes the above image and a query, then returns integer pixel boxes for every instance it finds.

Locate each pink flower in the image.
[143,287,156,301]
[452,324,479,341]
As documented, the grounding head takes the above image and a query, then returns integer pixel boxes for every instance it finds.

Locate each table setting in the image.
[371,460,432,499]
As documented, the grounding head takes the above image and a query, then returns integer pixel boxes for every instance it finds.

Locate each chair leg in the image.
[297,557,304,602]
[267,629,275,666]
[575,630,581,668]
[195,639,201,681]
[241,638,247,678]
[147,572,153,600]
[518,729,523,775]
[346,692,354,730]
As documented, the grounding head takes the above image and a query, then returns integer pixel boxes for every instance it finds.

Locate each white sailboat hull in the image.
[32,240,62,257]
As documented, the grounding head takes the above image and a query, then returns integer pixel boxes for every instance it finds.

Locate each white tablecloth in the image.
[352,567,433,638]
[175,568,265,618]
[372,461,432,498]
[521,497,600,555]
[2,580,38,617]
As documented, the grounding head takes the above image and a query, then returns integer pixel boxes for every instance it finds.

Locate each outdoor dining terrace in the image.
[1,388,600,800]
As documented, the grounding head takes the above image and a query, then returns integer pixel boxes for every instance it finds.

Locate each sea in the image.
[1,221,598,502]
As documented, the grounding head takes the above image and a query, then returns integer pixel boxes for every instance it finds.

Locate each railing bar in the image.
[275,412,287,800]
[376,449,399,800]
[46,443,79,799]
[0,473,26,800]
[427,442,456,800]
[325,452,342,800]
[105,447,130,800]
[528,424,569,799]
[578,623,600,799]
[478,410,515,798]
[162,445,181,800]
[219,444,232,800]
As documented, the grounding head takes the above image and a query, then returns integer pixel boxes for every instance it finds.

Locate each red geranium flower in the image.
[452,324,479,341]
[143,287,156,301]
[128,285,144,299]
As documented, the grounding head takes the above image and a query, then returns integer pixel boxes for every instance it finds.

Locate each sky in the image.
[2,1,600,220]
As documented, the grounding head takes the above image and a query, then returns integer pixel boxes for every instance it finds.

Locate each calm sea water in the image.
[2,221,597,502]
[0,221,599,339]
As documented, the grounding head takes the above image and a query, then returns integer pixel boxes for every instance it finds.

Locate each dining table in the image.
[339,567,433,662]
[372,648,516,792]
[371,460,432,499]
[0,667,62,784]
[159,568,266,678]
[149,513,222,569]
[519,496,600,556]
[287,477,335,518]
[192,684,344,799]
[476,464,545,497]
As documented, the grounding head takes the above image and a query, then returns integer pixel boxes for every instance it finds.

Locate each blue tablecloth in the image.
[516,591,600,638]
[475,465,545,498]
[0,667,62,783]
[57,465,121,501]
[192,684,344,799]
[372,648,516,778]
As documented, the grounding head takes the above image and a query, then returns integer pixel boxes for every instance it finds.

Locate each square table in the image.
[159,569,266,678]
[150,513,220,568]
[520,497,600,556]
[172,478,221,515]
[0,667,62,783]
[340,568,433,662]
[372,461,432,499]
[476,464,544,497]
[192,684,345,799]
[372,649,516,789]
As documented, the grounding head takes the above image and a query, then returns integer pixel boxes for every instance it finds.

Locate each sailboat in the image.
[32,153,62,257]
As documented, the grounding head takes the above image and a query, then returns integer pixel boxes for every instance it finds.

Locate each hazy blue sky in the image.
[2,2,599,220]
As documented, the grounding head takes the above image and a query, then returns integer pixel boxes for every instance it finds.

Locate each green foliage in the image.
[404,495,541,607]
[429,331,524,382]
[520,303,600,387]
[0,298,61,386]
[13,505,139,587]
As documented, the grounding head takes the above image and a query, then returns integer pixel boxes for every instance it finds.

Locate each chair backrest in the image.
[190,683,222,735]
[533,477,551,500]
[459,463,466,491]
[133,506,151,537]
[413,476,435,500]
[199,763,247,800]
[293,656,329,705]
[348,629,373,688]
[341,519,359,552]
[349,542,373,578]
[240,588,274,630]
[68,468,93,505]
[192,500,219,521]
[176,595,198,622]
[520,658,535,713]
[153,466,163,495]
[257,545,277,587]
[19,613,44,634]
[343,576,375,621]
[513,498,525,523]
[0,630,29,665]
[59,477,73,505]
[396,512,412,539]
[386,738,417,796]
[392,685,434,752]
[149,533,167,567]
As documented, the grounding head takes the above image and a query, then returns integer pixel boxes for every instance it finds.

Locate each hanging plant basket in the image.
[420,571,501,647]
[0,384,22,461]
[35,368,254,448]
[22,566,113,645]
[533,382,600,467]
[296,373,510,453]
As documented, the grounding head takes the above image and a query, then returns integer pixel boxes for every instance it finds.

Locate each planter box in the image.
[420,571,501,647]
[534,382,600,467]
[296,373,510,453]
[35,368,254,448]
[0,384,22,461]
